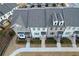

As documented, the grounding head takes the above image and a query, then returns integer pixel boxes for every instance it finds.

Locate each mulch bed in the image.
[45,38,57,47]
[30,38,41,47]
[60,38,72,47]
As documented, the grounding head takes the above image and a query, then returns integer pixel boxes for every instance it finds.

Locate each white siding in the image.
[30,27,47,38]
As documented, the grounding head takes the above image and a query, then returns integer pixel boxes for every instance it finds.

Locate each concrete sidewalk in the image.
[10,47,79,56]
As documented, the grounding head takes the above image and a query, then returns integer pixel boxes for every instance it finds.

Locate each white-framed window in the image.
[72,27,75,30]
[4,15,6,18]
[41,32,46,35]
[65,32,71,35]
[67,27,71,30]
[60,27,62,30]
[1,16,6,20]
[59,21,64,26]
[13,8,16,10]
[50,32,54,35]
[0,17,2,20]
[34,32,39,35]
[33,28,35,30]
[77,27,79,30]
[9,11,13,15]
[50,27,53,30]
[3,15,6,19]
[43,28,45,30]
[53,21,58,26]
[0,17,2,22]
[38,28,40,30]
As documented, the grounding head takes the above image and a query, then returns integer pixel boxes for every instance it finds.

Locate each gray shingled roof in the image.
[67,3,79,7]
[15,15,26,27]
[12,7,79,27]
[28,8,45,27]
[12,9,28,27]
[0,3,17,16]
[45,8,63,26]
[63,8,79,27]
[0,12,2,16]
[0,5,9,14]
[4,3,17,10]
[12,8,46,27]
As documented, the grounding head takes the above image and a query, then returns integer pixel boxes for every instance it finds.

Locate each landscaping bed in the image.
[45,38,57,47]
[30,38,41,47]
[76,39,79,47]
[60,38,72,47]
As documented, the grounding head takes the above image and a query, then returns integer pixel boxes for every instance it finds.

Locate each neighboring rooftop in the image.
[19,3,66,8]
[12,7,79,27]
[66,3,79,7]
[0,3,17,16]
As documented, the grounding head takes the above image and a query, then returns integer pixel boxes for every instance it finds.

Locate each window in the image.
[25,32,30,35]
[65,32,71,35]
[52,3,57,7]
[38,28,40,30]
[77,28,79,30]
[60,3,65,6]
[74,31,79,34]
[31,5,34,8]
[43,28,45,30]
[60,27,62,30]
[60,23,62,25]
[67,27,71,30]
[58,31,63,34]
[4,16,6,18]
[53,21,58,26]
[1,17,2,19]
[50,32,54,35]
[50,27,53,30]
[55,23,56,25]
[59,21,64,26]
[45,3,48,7]
[38,4,41,7]
[72,27,75,30]
[33,28,35,30]
[41,32,46,35]
[34,33,39,35]
[55,27,57,30]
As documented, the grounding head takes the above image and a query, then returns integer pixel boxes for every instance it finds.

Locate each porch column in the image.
[57,39,61,48]
[56,34,61,48]
[72,34,77,48]
[26,38,30,48]
[40,37,46,48]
